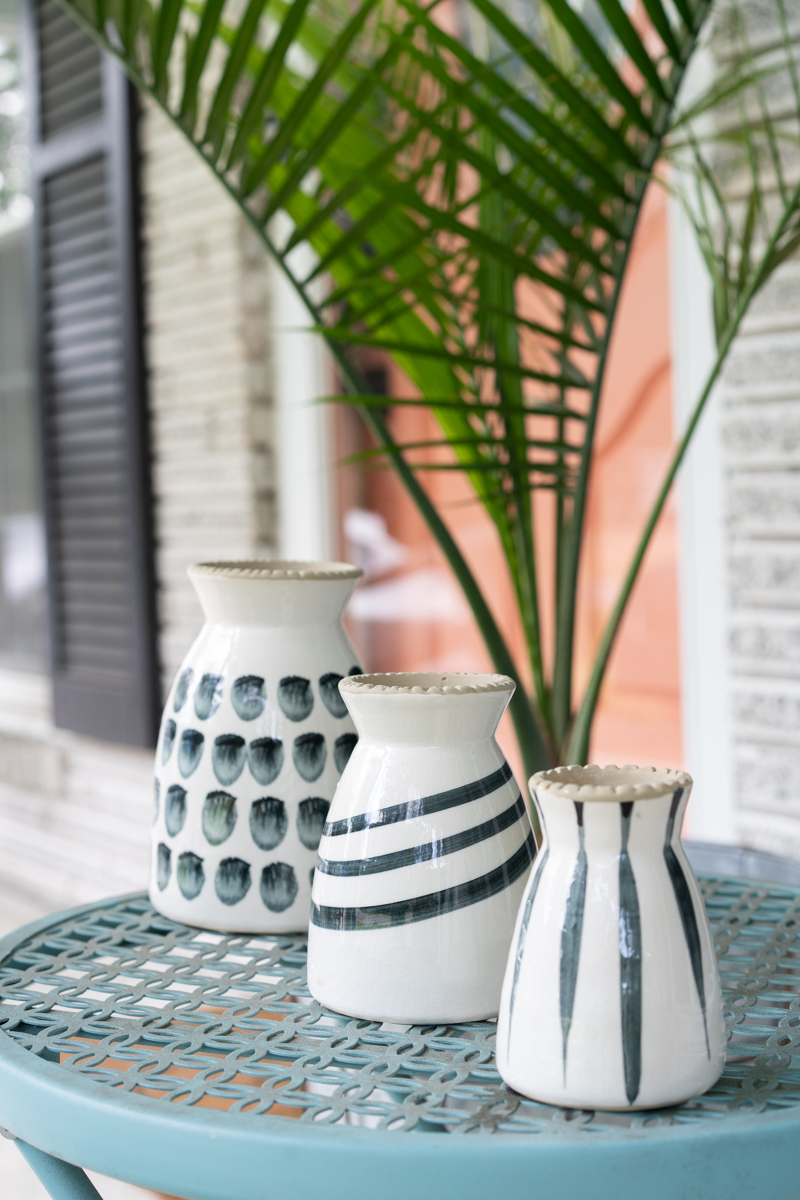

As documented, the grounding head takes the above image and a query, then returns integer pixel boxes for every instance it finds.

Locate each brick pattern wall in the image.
[0,103,278,914]
[0,667,154,910]
[142,100,277,695]
[711,0,800,856]
[724,263,800,857]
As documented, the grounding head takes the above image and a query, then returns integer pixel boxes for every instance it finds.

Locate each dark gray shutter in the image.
[24,0,159,746]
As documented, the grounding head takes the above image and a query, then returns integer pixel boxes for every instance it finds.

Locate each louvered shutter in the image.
[25,0,159,746]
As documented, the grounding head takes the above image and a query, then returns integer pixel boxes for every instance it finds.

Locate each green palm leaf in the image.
[57,0,800,780]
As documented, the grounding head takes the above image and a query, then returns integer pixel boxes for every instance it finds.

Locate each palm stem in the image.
[261,227,556,783]
[550,7,712,758]
[88,34,555,785]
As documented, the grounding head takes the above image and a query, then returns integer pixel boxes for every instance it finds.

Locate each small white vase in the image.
[150,560,363,933]
[497,765,726,1110]
[306,672,535,1023]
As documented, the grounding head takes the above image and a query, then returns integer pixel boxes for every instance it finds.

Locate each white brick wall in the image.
[724,268,800,854]
[142,100,277,694]
[715,0,800,851]
[0,102,279,918]
[0,669,152,912]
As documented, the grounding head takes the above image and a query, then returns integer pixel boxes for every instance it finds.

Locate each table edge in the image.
[1,888,800,1200]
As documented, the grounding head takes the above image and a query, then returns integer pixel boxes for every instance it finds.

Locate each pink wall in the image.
[336,183,681,777]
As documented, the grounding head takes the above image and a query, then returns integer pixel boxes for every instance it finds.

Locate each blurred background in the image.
[1,0,799,1191]
[1,0,799,930]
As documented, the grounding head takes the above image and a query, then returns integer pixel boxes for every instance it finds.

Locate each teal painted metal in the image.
[16,1141,103,1200]
[0,881,798,1200]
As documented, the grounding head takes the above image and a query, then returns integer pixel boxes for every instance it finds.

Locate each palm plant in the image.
[58,0,800,779]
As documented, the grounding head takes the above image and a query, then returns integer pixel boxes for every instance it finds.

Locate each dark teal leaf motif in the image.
[250,796,288,850]
[231,675,266,721]
[333,732,358,774]
[297,796,331,851]
[319,672,348,718]
[261,862,299,912]
[177,851,205,900]
[278,676,314,722]
[248,737,284,785]
[156,843,171,891]
[212,734,246,786]
[559,800,587,1082]
[203,791,237,846]
[619,800,642,1106]
[173,668,193,713]
[294,732,327,781]
[165,784,188,837]
[178,729,204,778]
[215,856,251,905]
[663,787,709,1056]
[161,719,176,765]
[194,673,223,720]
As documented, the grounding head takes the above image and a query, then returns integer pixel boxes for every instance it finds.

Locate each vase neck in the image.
[189,569,361,628]
[343,688,513,746]
[533,785,691,855]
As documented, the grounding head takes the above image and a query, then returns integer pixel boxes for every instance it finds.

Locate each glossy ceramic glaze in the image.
[306,672,535,1023]
[150,560,363,932]
[497,764,726,1110]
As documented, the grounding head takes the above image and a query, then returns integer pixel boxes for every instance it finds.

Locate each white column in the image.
[271,255,336,562]
[669,197,735,842]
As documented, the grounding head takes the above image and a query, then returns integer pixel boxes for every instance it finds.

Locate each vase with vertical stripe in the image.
[306,673,535,1023]
[497,765,725,1110]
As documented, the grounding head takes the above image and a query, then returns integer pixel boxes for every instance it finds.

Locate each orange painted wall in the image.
[335,182,681,776]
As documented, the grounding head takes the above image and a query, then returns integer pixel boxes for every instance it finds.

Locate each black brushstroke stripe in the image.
[322,761,514,838]
[507,840,547,1046]
[317,793,526,877]
[310,829,534,931]
[664,787,709,1056]
[559,801,587,1082]
[619,801,642,1106]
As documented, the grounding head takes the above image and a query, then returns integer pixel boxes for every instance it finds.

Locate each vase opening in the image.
[341,671,515,694]
[531,763,692,803]
[187,560,364,626]
[339,672,516,744]
[190,560,363,580]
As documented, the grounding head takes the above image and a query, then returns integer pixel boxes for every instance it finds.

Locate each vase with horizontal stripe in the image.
[497,765,725,1110]
[306,672,535,1023]
[150,561,363,933]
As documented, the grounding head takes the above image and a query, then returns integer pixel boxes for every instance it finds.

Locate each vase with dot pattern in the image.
[151,561,363,932]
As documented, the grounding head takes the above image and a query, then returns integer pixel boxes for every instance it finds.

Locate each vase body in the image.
[497,765,726,1110]
[150,561,363,932]
[307,672,535,1023]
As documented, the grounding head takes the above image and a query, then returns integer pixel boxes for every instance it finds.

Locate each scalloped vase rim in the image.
[340,671,516,696]
[530,763,692,802]
[188,559,364,581]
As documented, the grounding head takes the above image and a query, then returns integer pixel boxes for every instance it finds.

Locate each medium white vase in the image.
[496,764,726,1110]
[306,672,535,1023]
[150,560,363,933]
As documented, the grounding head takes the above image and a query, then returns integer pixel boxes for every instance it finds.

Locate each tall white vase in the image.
[306,673,535,1023]
[497,765,726,1110]
[150,561,363,933]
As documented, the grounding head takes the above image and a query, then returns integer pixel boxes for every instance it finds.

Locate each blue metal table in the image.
[0,878,799,1200]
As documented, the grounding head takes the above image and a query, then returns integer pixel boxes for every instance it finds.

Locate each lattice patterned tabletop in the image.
[1,879,800,1200]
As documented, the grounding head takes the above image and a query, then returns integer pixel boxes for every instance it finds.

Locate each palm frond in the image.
[568,0,800,762]
[59,0,788,777]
